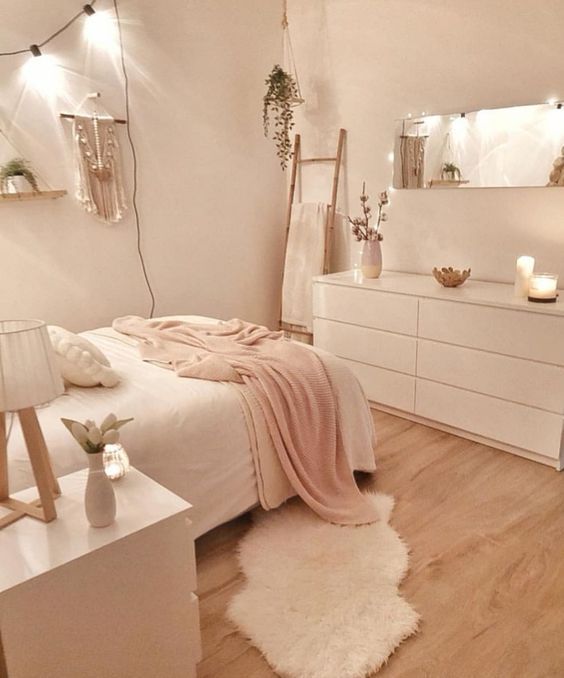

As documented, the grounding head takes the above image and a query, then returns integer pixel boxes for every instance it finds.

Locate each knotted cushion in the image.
[48,325,119,387]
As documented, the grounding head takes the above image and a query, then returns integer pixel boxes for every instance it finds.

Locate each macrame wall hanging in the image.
[73,113,126,223]
[399,120,427,189]
[62,93,127,224]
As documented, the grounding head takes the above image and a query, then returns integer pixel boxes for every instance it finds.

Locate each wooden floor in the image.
[195,410,564,677]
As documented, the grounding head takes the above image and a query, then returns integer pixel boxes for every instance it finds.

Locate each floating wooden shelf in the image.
[428,179,470,188]
[0,190,67,202]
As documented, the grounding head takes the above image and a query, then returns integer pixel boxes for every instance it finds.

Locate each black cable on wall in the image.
[113,0,156,318]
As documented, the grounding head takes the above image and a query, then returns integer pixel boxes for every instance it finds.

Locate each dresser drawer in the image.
[418,339,564,414]
[415,379,564,459]
[313,283,418,335]
[419,299,564,366]
[341,358,415,412]
[314,318,417,374]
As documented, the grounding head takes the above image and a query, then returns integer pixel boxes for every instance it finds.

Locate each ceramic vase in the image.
[85,452,116,527]
[361,239,382,278]
[7,175,31,193]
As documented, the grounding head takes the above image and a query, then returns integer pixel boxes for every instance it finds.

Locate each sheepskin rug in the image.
[228,493,419,678]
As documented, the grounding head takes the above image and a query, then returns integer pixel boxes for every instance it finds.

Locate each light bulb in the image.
[23,52,61,93]
[84,9,118,50]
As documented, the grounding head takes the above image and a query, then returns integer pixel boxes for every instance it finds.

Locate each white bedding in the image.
[7,316,376,538]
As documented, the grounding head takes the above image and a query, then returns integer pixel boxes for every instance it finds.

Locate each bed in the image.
[7,316,377,537]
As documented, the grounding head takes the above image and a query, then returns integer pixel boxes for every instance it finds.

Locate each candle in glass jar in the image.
[528,273,558,303]
[514,255,535,297]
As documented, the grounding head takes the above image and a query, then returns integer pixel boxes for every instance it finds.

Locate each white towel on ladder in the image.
[281,202,327,332]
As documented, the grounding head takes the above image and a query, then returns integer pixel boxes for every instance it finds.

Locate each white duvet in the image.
[7,317,376,538]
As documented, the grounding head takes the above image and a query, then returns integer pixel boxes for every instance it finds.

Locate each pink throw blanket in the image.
[112,316,379,525]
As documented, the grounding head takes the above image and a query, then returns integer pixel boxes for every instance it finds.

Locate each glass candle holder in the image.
[103,443,130,480]
[528,273,559,303]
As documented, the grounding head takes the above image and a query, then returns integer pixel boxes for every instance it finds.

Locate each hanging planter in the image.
[263,65,300,170]
[263,2,304,171]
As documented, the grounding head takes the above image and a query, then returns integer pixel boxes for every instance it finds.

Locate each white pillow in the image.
[48,326,119,388]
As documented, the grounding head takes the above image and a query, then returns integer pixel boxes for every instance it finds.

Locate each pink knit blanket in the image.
[112,316,379,525]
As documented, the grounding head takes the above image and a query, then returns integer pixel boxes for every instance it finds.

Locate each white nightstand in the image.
[0,468,201,678]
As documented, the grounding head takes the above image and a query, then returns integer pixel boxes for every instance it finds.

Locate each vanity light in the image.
[29,44,42,57]
[528,273,559,303]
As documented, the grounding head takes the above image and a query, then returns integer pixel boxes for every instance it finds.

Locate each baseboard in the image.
[369,402,562,471]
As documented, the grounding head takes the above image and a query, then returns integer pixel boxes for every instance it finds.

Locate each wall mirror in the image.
[393,101,564,189]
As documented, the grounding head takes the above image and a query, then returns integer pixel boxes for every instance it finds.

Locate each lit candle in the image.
[103,443,130,480]
[528,273,558,303]
[514,256,535,297]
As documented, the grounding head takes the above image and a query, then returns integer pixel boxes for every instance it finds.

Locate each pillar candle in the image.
[514,255,535,297]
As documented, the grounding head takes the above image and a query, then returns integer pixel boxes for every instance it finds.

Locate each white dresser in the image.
[313,270,564,469]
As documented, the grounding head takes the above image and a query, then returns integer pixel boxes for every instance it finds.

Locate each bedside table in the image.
[0,468,201,678]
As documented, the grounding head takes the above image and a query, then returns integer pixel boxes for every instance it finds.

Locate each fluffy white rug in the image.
[228,493,419,678]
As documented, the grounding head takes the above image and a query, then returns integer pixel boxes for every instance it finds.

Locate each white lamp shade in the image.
[0,319,64,412]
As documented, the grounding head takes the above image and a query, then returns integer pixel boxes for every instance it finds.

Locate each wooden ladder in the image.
[280,128,346,341]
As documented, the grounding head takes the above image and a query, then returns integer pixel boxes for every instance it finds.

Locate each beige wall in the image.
[288,0,564,283]
[0,0,285,331]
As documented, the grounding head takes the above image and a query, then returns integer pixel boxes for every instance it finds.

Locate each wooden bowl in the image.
[432,266,471,287]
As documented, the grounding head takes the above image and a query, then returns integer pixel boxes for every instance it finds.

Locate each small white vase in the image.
[361,239,383,278]
[7,175,31,194]
[85,452,116,528]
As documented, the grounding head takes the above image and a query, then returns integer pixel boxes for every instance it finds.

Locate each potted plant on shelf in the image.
[0,158,40,194]
[263,64,302,170]
[349,182,390,278]
[441,161,462,182]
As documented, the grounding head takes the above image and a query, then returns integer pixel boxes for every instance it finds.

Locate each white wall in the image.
[0,0,285,331]
[288,0,564,283]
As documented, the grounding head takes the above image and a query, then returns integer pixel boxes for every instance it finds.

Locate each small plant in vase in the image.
[62,414,133,527]
[263,64,301,170]
[441,161,461,182]
[349,182,390,278]
[0,158,40,194]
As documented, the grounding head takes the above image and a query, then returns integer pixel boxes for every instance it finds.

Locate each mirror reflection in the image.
[393,102,564,189]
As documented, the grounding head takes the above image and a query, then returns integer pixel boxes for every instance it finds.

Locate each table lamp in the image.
[0,319,64,529]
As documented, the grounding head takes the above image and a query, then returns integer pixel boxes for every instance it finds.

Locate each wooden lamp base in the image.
[0,408,61,529]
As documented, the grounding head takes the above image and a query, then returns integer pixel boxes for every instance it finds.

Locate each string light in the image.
[0,1,99,58]
[84,8,119,50]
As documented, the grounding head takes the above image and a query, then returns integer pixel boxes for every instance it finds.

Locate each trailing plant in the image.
[349,182,390,242]
[263,64,299,170]
[0,157,40,193]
